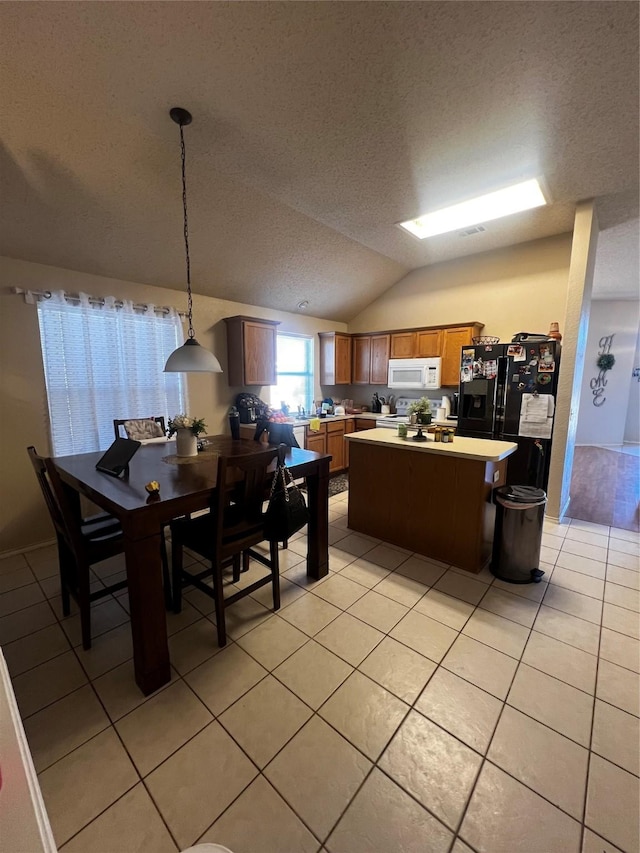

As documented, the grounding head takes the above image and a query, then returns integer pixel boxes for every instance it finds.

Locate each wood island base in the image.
[347,439,508,574]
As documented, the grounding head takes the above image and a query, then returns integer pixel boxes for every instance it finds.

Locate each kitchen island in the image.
[345,429,517,574]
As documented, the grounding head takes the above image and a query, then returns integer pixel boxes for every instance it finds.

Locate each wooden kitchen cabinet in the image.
[390,331,416,358]
[370,334,390,383]
[305,428,326,456]
[224,316,280,386]
[440,323,484,386]
[415,329,442,358]
[352,334,390,385]
[344,418,355,467]
[306,420,346,473]
[354,419,377,431]
[319,333,352,385]
[320,322,484,388]
[352,336,371,384]
[326,420,346,472]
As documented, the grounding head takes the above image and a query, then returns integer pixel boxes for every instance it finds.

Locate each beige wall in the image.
[0,256,346,554]
[347,234,572,340]
[575,299,639,447]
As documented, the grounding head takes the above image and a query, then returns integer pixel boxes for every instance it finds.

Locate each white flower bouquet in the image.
[167,414,207,437]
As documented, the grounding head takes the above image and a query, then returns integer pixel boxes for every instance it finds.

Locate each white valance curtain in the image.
[36,291,186,455]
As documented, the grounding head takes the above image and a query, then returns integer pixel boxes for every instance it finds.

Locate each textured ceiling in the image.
[592,218,640,301]
[0,2,638,321]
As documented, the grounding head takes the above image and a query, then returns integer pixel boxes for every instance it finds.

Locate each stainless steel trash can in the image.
[491,485,547,584]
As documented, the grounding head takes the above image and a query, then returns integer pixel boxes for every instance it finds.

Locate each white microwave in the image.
[387,357,442,390]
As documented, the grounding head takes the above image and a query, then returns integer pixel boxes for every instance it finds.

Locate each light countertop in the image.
[247,412,385,428]
[345,428,517,462]
[239,412,457,429]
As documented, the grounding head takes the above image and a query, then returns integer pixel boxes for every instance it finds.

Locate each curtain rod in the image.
[12,287,187,319]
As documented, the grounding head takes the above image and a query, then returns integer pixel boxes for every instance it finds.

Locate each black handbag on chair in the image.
[264,448,309,542]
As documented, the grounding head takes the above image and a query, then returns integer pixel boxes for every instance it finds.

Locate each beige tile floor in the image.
[1,492,639,853]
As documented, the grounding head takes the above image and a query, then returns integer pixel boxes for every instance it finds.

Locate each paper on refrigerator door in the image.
[519,393,555,438]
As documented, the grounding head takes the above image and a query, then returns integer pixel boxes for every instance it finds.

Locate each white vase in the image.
[176,428,198,457]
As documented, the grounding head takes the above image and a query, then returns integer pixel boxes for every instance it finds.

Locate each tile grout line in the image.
[9,521,637,849]
[21,548,197,849]
[448,579,547,847]
[578,541,606,853]
[187,545,478,848]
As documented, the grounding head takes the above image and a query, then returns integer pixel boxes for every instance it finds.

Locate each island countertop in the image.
[345,427,517,462]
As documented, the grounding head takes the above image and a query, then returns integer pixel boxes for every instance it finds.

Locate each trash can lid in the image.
[497,485,546,504]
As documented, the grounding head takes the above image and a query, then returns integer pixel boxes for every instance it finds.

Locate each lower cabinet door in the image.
[327,431,345,472]
[305,432,326,455]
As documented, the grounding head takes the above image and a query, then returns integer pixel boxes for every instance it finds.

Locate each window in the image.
[37,291,187,455]
[270,333,314,415]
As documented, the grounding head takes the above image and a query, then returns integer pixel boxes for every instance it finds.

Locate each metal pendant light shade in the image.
[164,107,222,374]
[164,338,222,372]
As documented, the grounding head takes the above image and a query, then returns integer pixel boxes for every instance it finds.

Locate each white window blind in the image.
[270,333,314,414]
[36,291,187,455]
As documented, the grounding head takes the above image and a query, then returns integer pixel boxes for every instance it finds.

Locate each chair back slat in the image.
[213,448,279,551]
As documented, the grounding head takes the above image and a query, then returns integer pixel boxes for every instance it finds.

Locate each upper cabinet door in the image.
[225,316,280,386]
[441,325,482,386]
[370,334,390,384]
[390,332,416,358]
[352,336,371,384]
[244,321,277,385]
[319,333,352,384]
[415,329,442,358]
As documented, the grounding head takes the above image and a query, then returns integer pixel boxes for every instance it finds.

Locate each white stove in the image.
[376,397,418,429]
[376,396,457,429]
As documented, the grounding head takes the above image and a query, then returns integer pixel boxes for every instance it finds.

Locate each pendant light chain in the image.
[164,106,222,373]
[179,122,195,340]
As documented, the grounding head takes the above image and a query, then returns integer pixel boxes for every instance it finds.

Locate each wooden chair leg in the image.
[56,535,71,617]
[270,540,281,611]
[242,551,250,573]
[78,565,92,650]
[232,554,241,583]
[213,560,227,647]
[282,539,289,550]
[160,528,173,610]
[171,536,184,614]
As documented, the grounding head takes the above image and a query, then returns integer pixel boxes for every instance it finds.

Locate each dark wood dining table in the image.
[52,436,331,695]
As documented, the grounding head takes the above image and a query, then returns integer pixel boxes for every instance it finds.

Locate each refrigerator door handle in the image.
[494,359,507,436]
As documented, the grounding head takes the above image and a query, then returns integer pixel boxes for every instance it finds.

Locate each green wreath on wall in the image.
[596,353,615,371]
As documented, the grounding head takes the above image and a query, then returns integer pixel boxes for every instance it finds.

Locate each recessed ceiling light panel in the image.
[400,178,547,239]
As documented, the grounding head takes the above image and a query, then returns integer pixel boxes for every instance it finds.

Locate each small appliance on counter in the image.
[510,331,549,343]
[235,392,269,424]
[436,395,451,422]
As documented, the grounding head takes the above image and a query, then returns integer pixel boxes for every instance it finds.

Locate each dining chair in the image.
[27,446,129,649]
[27,446,172,648]
[170,447,281,647]
[113,416,166,441]
[112,416,178,603]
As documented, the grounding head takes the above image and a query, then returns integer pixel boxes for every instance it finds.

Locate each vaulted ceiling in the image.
[0,2,638,320]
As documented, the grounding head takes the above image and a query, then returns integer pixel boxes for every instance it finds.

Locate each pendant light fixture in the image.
[164,107,222,373]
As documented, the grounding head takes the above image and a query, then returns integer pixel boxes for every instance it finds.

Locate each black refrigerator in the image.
[456,340,561,490]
